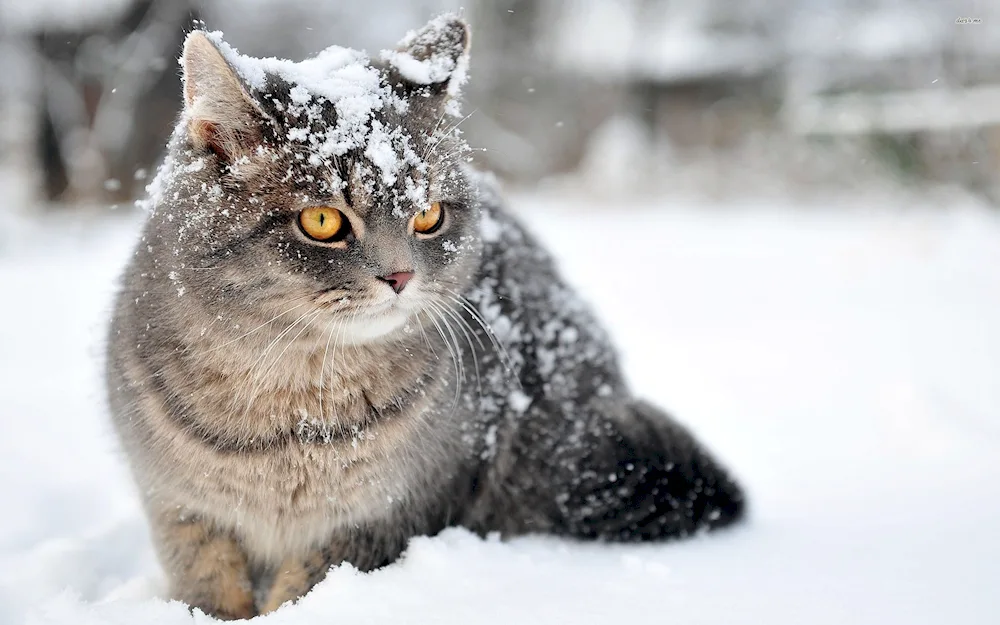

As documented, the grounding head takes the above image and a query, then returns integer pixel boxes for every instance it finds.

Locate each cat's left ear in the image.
[381,15,470,106]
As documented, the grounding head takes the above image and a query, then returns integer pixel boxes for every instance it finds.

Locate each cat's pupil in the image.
[319,214,326,226]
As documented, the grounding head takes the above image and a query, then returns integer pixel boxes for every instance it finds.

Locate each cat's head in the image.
[146,15,480,343]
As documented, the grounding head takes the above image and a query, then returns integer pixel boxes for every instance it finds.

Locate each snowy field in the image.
[1,191,999,624]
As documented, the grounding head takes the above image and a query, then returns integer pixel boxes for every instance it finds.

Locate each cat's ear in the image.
[181,31,264,162]
[382,15,470,104]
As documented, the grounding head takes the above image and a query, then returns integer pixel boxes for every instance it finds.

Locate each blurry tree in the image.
[1,0,998,205]
[4,0,197,203]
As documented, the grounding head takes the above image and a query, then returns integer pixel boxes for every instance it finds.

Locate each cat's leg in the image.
[260,527,410,613]
[260,551,327,614]
[468,397,746,541]
[147,507,256,620]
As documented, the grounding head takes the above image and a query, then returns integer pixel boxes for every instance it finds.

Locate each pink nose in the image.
[377,271,414,294]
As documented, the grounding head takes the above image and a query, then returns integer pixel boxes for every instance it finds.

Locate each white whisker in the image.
[202,295,314,355]
[242,309,322,415]
[317,316,340,421]
[444,289,518,382]
[422,304,463,411]
[433,296,483,396]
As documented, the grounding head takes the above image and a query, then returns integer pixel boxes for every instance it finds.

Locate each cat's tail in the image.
[467,397,746,542]
[562,398,746,541]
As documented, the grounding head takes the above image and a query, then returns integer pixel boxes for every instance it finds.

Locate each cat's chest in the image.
[167,335,454,556]
[203,387,428,511]
[191,407,435,560]
[200,444,365,560]
[242,431,395,514]
[188,334,440,445]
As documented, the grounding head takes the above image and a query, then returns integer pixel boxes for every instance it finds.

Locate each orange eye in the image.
[413,202,444,235]
[299,206,349,242]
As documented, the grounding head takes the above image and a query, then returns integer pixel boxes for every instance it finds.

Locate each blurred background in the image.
[2,0,1000,207]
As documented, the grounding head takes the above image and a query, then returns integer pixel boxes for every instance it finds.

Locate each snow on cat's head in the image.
[142,15,483,344]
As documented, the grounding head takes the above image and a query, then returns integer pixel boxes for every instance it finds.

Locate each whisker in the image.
[434,296,483,397]
[425,109,476,164]
[229,309,312,409]
[422,305,463,411]
[318,316,340,421]
[422,108,452,161]
[430,302,464,385]
[427,140,479,171]
[240,309,322,414]
[328,306,359,428]
[202,296,315,355]
[444,289,518,382]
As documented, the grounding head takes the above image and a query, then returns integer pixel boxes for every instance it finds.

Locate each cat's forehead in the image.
[213,36,446,208]
[272,77,420,185]
[271,89,433,216]
[190,28,470,215]
[225,43,410,156]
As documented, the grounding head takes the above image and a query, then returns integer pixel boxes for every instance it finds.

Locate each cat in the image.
[106,14,745,620]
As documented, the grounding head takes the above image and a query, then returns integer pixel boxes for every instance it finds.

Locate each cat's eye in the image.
[413,202,444,235]
[299,206,350,242]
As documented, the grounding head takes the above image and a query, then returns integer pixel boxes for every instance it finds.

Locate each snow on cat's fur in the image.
[106,14,744,619]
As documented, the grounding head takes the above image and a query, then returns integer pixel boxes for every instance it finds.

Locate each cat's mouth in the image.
[318,307,412,344]
[314,292,405,314]
[311,289,418,344]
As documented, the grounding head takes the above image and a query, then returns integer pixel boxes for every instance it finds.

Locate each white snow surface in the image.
[2,193,1000,623]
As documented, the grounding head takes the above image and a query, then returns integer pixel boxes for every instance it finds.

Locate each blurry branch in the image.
[3,0,999,206]
[27,0,194,204]
[88,0,193,191]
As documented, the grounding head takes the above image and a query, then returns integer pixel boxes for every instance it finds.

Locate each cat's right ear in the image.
[181,31,264,162]
[381,15,470,110]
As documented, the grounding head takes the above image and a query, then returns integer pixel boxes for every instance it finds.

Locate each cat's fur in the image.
[106,15,745,619]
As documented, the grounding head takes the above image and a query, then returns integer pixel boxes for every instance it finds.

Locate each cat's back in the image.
[464,170,626,405]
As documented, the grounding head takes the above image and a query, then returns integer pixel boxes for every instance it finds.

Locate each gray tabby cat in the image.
[106,15,745,620]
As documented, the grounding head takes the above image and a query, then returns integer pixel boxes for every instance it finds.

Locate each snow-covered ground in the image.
[1,191,999,624]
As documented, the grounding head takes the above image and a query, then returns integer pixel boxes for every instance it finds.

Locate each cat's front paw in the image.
[189,592,256,621]
[260,552,330,615]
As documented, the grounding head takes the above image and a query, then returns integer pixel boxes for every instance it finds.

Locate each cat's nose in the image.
[377,271,414,294]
